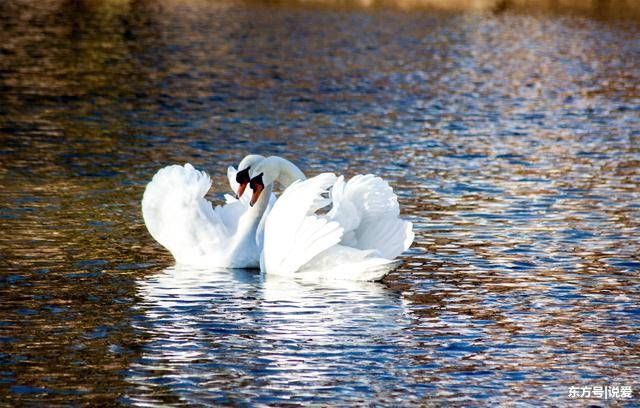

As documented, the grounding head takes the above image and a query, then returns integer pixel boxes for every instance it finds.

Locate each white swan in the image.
[141,155,279,268]
[248,156,414,281]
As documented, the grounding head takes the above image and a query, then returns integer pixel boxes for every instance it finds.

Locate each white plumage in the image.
[260,173,344,277]
[250,157,414,281]
[141,156,414,281]
[141,162,274,268]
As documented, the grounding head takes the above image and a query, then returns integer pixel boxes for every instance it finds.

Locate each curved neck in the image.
[228,183,272,256]
[269,156,306,189]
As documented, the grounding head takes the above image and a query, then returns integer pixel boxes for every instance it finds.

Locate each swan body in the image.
[250,157,414,281]
[142,154,414,280]
[141,158,274,268]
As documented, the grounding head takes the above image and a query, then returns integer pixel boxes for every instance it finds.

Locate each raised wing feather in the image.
[262,173,344,276]
[141,164,229,264]
[327,174,412,258]
[227,165,240,197]
[355,218,414,260]
[337,174,399,220]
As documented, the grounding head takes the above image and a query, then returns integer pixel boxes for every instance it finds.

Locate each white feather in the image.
[141,163,273,268]
[262,173,344,276]
[142,158,414,280]
[260,171,414,281]
[327,173,412,260]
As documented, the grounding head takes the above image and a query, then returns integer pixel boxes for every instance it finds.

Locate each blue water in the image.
[1,1,639,406]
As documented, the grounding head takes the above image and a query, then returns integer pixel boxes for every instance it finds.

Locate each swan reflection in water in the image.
[127,266,415,406]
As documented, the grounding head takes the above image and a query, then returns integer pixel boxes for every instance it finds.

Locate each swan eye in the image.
[236,167,250,184]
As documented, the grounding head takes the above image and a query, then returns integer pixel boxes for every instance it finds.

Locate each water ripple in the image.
[0,1,639,406]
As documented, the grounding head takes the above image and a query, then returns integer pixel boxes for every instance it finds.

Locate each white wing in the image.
[141,164,230,264]
[261,173,344,276]
[227,165,240,197]
[328,174,413,259]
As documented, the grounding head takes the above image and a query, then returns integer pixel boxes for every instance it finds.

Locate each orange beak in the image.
[236,182,247,199]
[250,183,264,207]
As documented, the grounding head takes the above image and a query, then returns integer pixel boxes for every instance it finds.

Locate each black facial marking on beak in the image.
[249,173,264,207]
[235,167,250,198]
[236,167,250,184]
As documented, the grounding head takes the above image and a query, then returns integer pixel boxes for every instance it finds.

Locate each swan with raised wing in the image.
[141,155,297,268]
[246,156,414,281]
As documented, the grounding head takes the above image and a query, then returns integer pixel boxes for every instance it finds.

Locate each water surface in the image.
[1,0,639,405]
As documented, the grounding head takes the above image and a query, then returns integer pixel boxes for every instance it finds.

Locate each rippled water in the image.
[1,0,639,406]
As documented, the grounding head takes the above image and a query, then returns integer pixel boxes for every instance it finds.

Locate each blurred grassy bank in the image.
[13,0,640,19]
[250,0,640,16]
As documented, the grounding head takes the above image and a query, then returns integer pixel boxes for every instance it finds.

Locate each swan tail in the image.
[262,173,344,276]
[141,164,227,263]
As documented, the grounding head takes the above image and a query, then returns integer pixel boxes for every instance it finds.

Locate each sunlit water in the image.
[1,1,639,406]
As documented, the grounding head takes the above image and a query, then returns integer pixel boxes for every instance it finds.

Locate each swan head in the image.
[248,172,266,207]
[235,154,265,198]
[247,160,275,207]
[248,156,306,206]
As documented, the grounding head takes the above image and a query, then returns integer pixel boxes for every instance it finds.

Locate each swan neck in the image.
[250,183,272,217]
[272,157,305,188]
[240,183,270,232]
[228,183,272,260]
